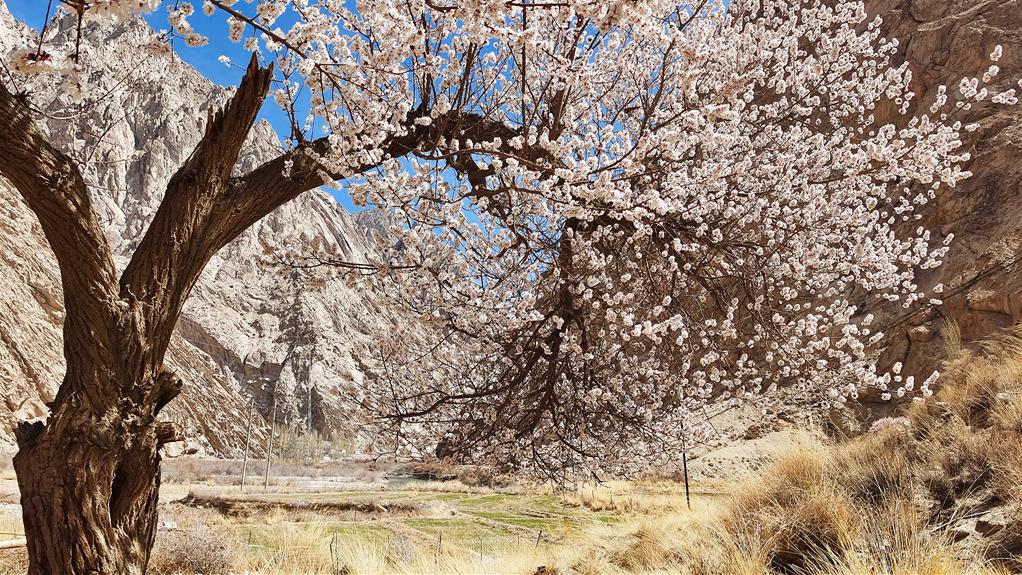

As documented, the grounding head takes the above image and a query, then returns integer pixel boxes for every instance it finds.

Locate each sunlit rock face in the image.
[0,3,396,454]
[864,0,1022,391]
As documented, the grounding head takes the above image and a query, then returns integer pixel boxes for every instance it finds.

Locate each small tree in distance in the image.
[0,0,1016,573]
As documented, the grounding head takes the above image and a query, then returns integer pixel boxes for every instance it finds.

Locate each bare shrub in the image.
[456,465,512,488]
[149,507,238,575]
[161,456,389,486]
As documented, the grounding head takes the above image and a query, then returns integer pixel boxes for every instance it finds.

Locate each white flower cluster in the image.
[168,3,209,47]
[83,0,160,20]
[293,0,1013,476]
[8,47,74,75]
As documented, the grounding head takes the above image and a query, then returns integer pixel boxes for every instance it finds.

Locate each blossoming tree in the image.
[0,0,1016,572]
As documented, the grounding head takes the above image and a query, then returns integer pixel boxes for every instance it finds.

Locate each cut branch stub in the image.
[151,369,183,415]
[155,422,184,446]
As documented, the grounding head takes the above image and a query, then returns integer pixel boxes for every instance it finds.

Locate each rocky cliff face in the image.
[866,0,1022,383]
[0,2,392,455]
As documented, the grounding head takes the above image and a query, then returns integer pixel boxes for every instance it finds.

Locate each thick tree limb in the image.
[0,82,118,320]
[150,369,183,415]
[155,422,184,446]
[0,79,123,411]
[224,110,519,241]
[119,54,274,362]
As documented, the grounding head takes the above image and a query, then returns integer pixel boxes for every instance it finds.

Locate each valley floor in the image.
[0,462,725,574]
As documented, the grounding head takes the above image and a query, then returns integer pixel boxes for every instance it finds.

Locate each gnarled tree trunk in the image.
[14,407,176,574]
[0,37,499,570]
[0,56,273,574]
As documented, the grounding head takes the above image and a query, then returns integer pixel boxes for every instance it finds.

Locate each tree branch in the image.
[222,110,518,247]
[118,54,274,360]
[0,81,119,316]
[0,79,124,412]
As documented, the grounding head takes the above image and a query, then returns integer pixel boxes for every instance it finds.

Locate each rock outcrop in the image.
[866,0,1022,384]
[0,2,394,455]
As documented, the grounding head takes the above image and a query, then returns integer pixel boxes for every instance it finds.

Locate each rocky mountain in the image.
[0,2,396,455]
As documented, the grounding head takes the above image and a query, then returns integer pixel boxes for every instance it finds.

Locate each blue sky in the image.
[4,0,359,210]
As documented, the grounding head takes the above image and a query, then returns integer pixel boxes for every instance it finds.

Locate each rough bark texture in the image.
[0,55,273,574]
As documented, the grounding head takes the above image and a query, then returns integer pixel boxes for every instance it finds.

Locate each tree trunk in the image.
[13,420,163,575]
[0,39,468,571]
[0,53,270,572]
[11,356,183,575]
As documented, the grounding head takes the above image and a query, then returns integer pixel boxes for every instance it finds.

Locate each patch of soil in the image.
[177,494,424,518]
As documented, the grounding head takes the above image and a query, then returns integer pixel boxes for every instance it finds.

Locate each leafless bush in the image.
[457,465,513,488]
[149,507,238,575]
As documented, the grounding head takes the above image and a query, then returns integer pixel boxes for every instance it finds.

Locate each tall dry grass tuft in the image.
[818,501,969,575]
[913,323,1022,511]
[830,426,914,505]
[573,511,727,575]
[236,522,338,574]
[718,447,860,574]
[941,318,963,365]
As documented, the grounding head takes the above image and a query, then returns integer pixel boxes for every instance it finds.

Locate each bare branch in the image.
[0,83,119,306]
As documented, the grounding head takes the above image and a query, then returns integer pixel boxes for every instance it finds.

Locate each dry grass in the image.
[718,447,860,575]
[700,323,1022,575]
[815,504,992,575]
[0,511,27,575]
[914,325,1022,509]
[149,507,239,575]
[160,457,387,486]
[573,506,739,575]
[235,522,337,574]
[175,501,588,575]
[0,456,13,482]
[830,427,914,505]
[556,479,707,516]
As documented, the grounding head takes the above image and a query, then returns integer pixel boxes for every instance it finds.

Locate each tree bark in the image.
[13,413,179,574]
